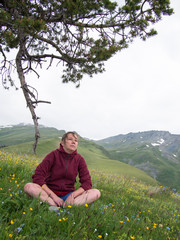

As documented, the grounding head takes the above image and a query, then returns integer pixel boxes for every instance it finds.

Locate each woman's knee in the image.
[24,183,31,193]
[90,189,101,201]
[94,189,101,200]
[24,182,37,194]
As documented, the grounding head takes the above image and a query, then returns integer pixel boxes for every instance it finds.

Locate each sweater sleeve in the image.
[32,151,55,186]
[78,156,92,191]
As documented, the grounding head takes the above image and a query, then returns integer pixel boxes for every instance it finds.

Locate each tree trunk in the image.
[12,7,40,154]
[16,48,40,154]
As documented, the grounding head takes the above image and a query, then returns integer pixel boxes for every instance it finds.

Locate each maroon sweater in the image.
[32,145,92,194]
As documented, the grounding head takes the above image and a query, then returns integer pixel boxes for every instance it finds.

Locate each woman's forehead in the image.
[67,133,78,140]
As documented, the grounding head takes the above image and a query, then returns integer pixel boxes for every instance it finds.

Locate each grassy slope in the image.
[1,127,180,239]
[0,151,180,240]
[78,139,157,186]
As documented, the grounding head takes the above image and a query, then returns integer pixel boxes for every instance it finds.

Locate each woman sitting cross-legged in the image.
[24,131,101,209]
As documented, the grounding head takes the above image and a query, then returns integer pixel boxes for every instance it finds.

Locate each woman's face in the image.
[62,133,78,154]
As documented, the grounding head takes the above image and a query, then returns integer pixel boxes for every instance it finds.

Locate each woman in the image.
[24,131,101,209]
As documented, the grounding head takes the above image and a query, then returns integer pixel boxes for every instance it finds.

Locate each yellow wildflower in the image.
[9,234,13,238]
[98,235,102,239]
[154,223,157,227]
[85,204,88,207]
[10,220,14,225]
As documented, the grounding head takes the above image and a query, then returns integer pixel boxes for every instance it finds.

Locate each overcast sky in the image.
[1,0,180,140]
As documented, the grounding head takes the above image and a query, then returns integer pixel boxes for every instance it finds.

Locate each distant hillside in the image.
[0,124,157,186]
[95,131,180,190]
[0,123,65,147]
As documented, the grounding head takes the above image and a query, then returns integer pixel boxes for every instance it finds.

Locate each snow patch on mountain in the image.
[151,138,165,146]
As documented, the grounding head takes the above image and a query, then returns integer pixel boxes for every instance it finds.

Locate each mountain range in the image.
[95,130,180,189]
[1,124,180,190]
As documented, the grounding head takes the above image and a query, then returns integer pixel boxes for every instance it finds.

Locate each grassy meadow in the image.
[1,150,180,240]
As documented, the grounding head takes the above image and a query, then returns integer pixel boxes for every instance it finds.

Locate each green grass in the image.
[3,138,61,157]
[1,150,180,239]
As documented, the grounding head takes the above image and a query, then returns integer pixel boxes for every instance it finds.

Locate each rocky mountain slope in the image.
[96,130,180,161]
[95,131,180,190]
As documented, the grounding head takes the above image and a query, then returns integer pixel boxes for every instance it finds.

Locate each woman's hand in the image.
[52,194,64,207]
[63,193,75,208]
[41,184,64,207]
